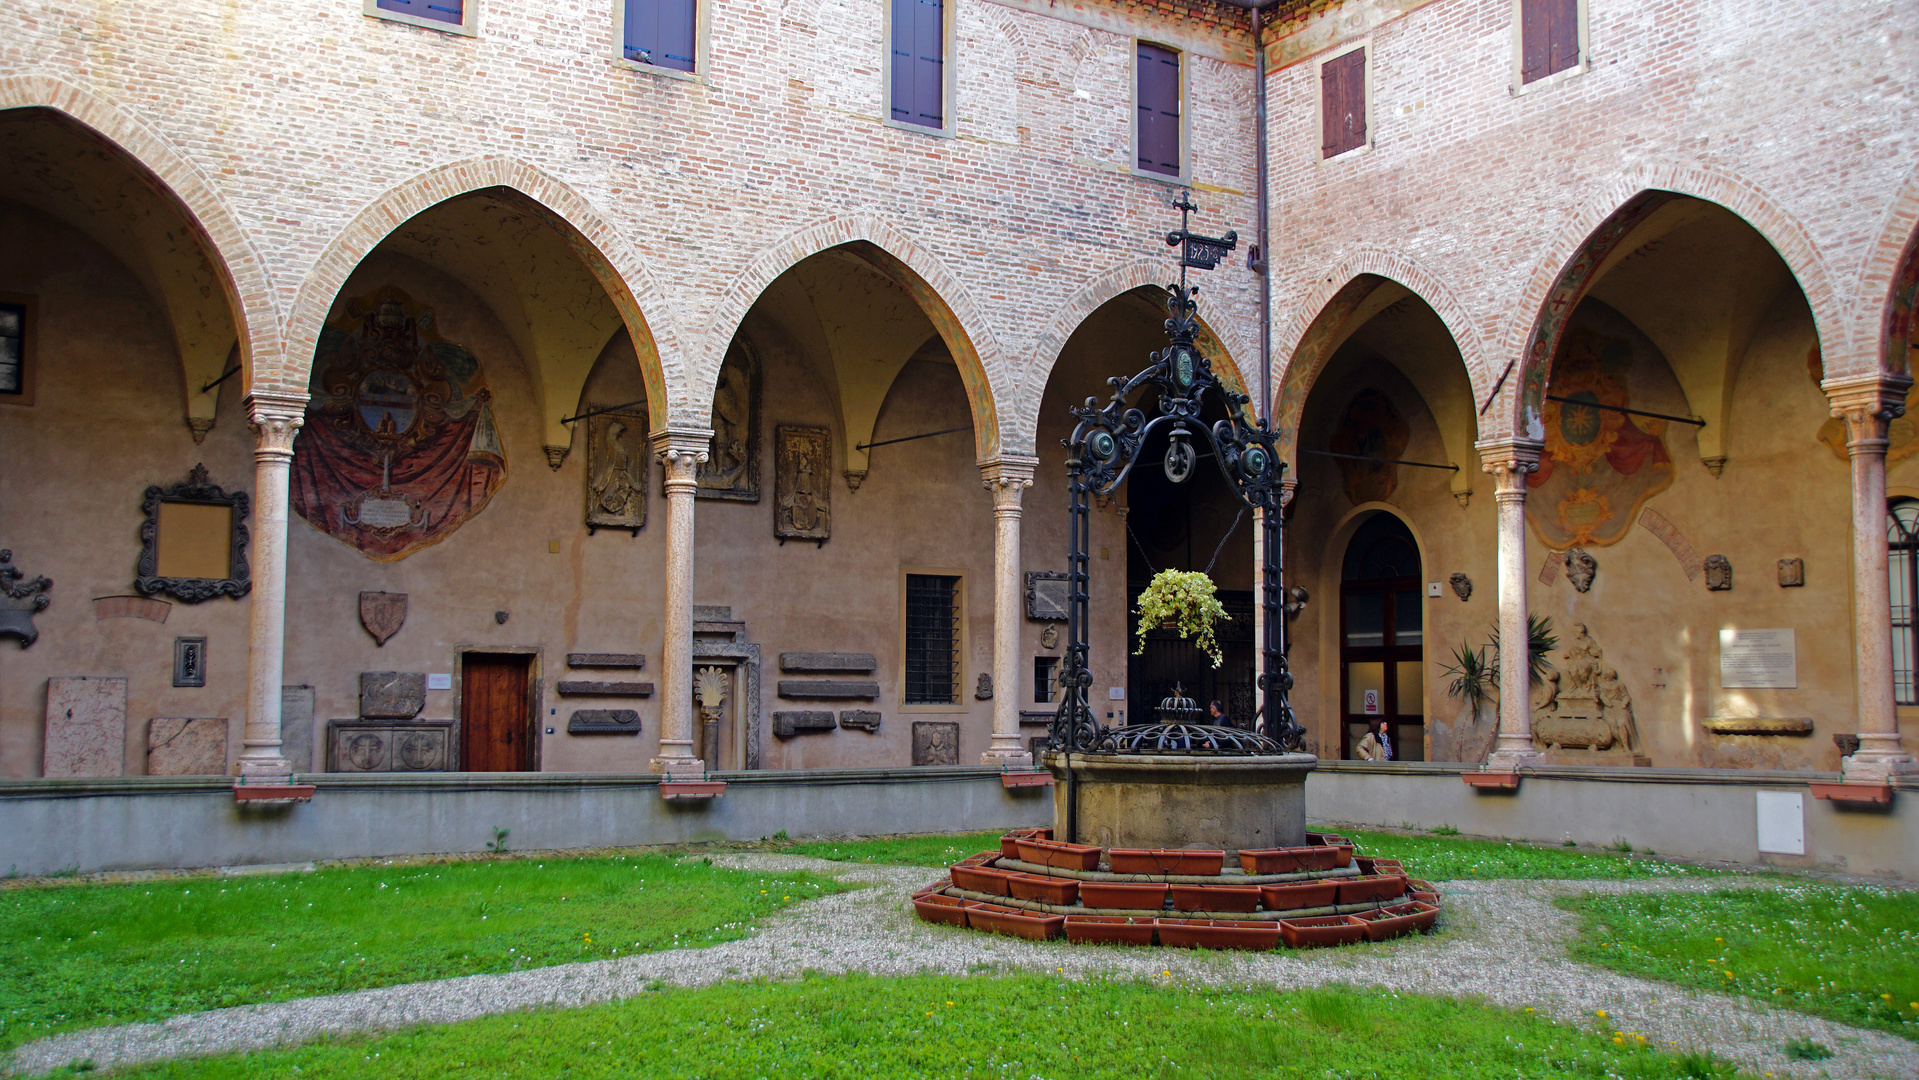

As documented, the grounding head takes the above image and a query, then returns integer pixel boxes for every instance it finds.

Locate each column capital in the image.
[650,425,714,466]
[245,391,308,456]
[1823,372,1913,453]
[1475,437,1543,495]
[977,454,1039,489]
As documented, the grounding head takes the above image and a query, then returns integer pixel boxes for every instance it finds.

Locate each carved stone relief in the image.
[146,717,228,775]
[774,425,831,543]
[975,673,994,700]
[1778,558,1805,588]
[1531,623,1640,756]
[697,340,760,501]
[359,591,407,646]
[912,720,960,766]
[1565,549,1597,593]
[1448,573,1471,602]
[586,408,649,535]
[172,637,207,687]
[1704,554,1733,591]
[327,720,452,772]
[360,672,425,719]
[696,665,728,771]
[1026,571,1070,621]
[0,550,50,648]
[1040,625,1060,650]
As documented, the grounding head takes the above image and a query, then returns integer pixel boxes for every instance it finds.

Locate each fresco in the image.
[292,288,506,561]
[1328,388,1407,504]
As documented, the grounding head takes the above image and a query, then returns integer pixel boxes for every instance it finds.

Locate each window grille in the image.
[0,302,23,396]
[1033,656,1060,704]
[1890,499,1919,705]
[905,574,960,704]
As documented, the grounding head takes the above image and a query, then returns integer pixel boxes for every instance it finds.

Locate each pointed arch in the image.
[699,215,1005,458]
[284,157,681,432]
[1861,159,1919,378]
[0,74,282,392]
[1500,161,1842,437]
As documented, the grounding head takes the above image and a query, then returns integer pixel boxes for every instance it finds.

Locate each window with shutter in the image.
[1320,48,1366,159]
[366,0,473,34]
[377,0,462,23]
[625,0,697,72]
[890,0,945,129]
[1520,0,1580,85]
[1135,43,1181,177]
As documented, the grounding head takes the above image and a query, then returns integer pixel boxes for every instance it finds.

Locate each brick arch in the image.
[284,157,682,429]
[1859,160,1919,378]
[700,215,1005,458]
[1016,258,1258,452]
[1499,162,1842,438]
[0,74,283,390]
[1269,249,1490,467]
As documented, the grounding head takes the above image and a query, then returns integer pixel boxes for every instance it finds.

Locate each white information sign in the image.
[1754,790,1805,855]
[1363,689,1382,715]
[1719,628,1797,689]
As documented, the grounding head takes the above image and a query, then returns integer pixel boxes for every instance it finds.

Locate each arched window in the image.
[1890,499,1919,705]
[1339,513,1424,760]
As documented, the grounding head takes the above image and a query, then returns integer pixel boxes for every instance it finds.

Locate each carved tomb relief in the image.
[1531,623,1640,755]
[697,340,761,501]
[774,424,831,543]
[586,409,649,534]
[912,720,960,766]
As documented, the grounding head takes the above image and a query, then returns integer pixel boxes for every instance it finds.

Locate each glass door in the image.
[1338,514,1425,760]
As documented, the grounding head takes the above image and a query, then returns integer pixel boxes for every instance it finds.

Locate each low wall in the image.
[0,768,1052,877]
[1307,762,1919,880]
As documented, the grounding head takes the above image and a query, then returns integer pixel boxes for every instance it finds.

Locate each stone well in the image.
[1041,749,1318,852]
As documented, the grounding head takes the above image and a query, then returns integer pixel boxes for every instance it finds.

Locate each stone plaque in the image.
[1719,628,1796,689]
[172,637,208,687]
[359,591,407,646]
[1025,571,1069,621]
[773,424,831,543]
[327,720,452,772]
[44,676,126,778]
[1777,558,1805,588]
[912,720,959,766]
[697,339,761,502]
[779,652,876,674]
[585,408,649,534]
[838,710,881,732]
[567,653,644,669]
[556,680,654,697]
[568,709,641,734]
[146,717,228,775]
[360,671,425,718]
[772,711,836,738]
[281,685,315,772]
[777,680,879,700]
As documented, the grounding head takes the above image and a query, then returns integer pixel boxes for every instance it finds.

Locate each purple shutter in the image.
[1320,56,1340,155]
[626,0,695,71]
[1136,43,1180,175]
[893,0,943,127]
[1520,0,1549,83]
[891,0,916,122]
[378,0,462,23]
[1547,0,1579,76]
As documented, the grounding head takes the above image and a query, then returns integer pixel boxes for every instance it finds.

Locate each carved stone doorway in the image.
[460,652,534,771]
[1338,513,1425,760]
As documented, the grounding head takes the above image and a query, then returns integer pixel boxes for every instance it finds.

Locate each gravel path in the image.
[7,855,1916,1079]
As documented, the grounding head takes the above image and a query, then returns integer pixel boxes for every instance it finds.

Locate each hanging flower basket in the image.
[1135,569,1231,667]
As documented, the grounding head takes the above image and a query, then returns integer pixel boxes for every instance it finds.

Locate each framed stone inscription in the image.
[1025,571,1069,621]
[1719,628,1796,689]
[585,408,648,535]
[172,637,207,687]
[774,424,831,544]
[327,720,452,772]
[698,339,760,502]
[135,464,251,603]
[912,720,960,766]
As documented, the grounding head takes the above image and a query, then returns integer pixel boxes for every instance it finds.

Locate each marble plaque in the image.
[44,676,126,778]
[146,717,229,775]
[912,721,959,766]
[1025,571,1070,622]
[327,720,452,772]
[282,685,316,772]
[1719,629,1796,689]
[360,672,425,718]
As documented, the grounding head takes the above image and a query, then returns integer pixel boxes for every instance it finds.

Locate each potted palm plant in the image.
[1135,569,1231,667]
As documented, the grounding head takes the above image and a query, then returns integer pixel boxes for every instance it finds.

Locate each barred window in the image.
[1033,656,1060,704]
[1891,500,1919,705]
[905,574,960,704]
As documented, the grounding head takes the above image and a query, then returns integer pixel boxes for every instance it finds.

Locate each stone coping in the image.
[938,884,1413,920]
[994,856,1361,885]
[1316,760,1915,789]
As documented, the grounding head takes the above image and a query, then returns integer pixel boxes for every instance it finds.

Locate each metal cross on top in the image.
[1165,191,1239,280]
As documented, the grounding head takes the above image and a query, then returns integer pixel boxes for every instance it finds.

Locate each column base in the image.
[1483,748,1544,772]
[981,748,1035,771]
[1841,745,1917,783]
[235,754,293,782]
[651,757,707,780]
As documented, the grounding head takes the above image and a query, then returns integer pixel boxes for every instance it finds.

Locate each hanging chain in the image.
[1204,505,1246,577]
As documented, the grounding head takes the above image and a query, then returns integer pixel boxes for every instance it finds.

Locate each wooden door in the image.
[461,653,531,771]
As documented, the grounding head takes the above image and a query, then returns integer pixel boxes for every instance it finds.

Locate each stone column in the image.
[236,391,307,782]
[1477,437,1544,770]
[650,427,712,776]
[1824,373,1918,781]
[980,455,1038,768]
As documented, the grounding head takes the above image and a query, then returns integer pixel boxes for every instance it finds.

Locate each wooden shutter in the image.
[1136,43,1181,176]
[892,0,943,127]
[1521,0,1579,84]
[626,0,696,71]
[1322,49,1364,159]
[1547,0,1579,77]
[377,0,462,24]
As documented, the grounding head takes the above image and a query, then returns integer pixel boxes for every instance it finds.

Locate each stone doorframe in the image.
[692,639,763,770]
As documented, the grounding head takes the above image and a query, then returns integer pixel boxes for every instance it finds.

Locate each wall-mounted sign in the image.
[1719,628,1796,689]
[1363,689,1381,715]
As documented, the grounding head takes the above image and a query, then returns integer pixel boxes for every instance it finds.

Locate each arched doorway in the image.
[1339,512,1424,760]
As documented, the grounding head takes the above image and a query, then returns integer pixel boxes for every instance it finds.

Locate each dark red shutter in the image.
[1320,57,1340,155]
[626,0,696,71]
[378,0,462,24]
[1322,49,1364,158]
[1547,0,1579,76]
[1136,43,1180,175]
[892,0,943,127]
[1520,0,1549,83]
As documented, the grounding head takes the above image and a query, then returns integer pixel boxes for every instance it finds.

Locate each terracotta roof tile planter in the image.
[1170,883,1261,913]
[1260,879,1339,911]
[950,865,1015,896]
[1000,827,1051,858]
[1007,872,1080,906]
[1078,881,1170,910]
[1238,846,1338,874]
[1356,857,1404,875]
[956,851,1000,867]
[1306,832,1349,846]
[912,892,969,926]
[1156,918,1279,950]
[1355,900,1439,941]
[1335,874,1408,904]
[1279,914,1369,948]
[1408,879,1439,904]
[965,902,1064,940]
[1107,848,1225,876]
[1064,915,1156,945]
[1016,838,1104,871]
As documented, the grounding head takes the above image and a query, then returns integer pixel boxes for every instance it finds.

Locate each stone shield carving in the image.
[774,425,832,543]
[1447,573,1471,601]
[1704,554,1733,591]
[0,549,51,648]
[359,591,407,647]
[1564,549,1597,593]
[697,340,760,501]
[586,408,650,534]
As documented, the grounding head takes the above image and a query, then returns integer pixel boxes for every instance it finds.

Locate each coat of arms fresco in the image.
[1526,302,1675,550]
[291,289,507,561]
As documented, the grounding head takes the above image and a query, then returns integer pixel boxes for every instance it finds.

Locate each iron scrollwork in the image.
[1050,195,1304,757]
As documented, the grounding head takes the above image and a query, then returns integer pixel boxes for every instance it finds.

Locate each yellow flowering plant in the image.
[1135,569,1231,667]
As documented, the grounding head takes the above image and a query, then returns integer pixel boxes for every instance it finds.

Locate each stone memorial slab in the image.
[772,711,836,738]
[566,653,645,669]
[146,717,228,775]
[777,680,879,700]
[556,680,654,697]
[1719,628,1796,689]
[1025,571,1069,622]
[779,652,876,674]
[328,720,452,772]
[912,720,959,766]
[838,710,881,732]
[568,709,642,734]
[360,672,425,719]
[281,685,316,772]
[44,676,126,778]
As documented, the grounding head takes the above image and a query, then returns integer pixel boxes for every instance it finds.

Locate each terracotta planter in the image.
[1078,881,1169,910]
[965,902,1064,940]
[1327,844,1355,868]
[1383,900,1439,931]
[1355,900,1438,941]
[912,892,969,926]
[1064,915,1156,945]
[1238,846,1327,874]
[1000,827,1049,858]
[1156,918,1280,950]
[1170,883,1262,913]
[1259,880,1339,911]
[1356,857,1405,876]
[1016,838,1104,872]
[1306,831,1350,847]
[956,851,1000,867]
[1335,874,1407,905]
[1408,879,1440,904]
[1107,848,1226,876]
[1006,872,1080,906]
[1278,914,1369,948]
[950,865,1015,896]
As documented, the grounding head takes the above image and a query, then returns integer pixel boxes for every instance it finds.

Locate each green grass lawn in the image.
[1562,884,1919,1041]
[780,830,1007,868]
[0,855,841,1052]
[1340,828,1725,882]
[92,974,1750,1079]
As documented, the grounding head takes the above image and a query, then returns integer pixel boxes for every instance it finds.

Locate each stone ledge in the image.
[566,653,645,670]
[780,652,878,674]
[556,681,655,697]
[773,711,837,738]
[839,710,881,732]
[777,680,879,700]
[1702,716,1815,736]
